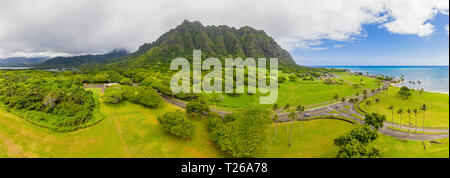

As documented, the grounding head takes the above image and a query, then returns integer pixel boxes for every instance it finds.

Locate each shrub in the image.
[186,99,210,119]
[209,109,271,158]
[157,111,195,139]
[334,125,380,158]
[119,78,132,85]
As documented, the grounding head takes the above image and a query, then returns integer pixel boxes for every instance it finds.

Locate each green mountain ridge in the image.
[37,20,302,70]
[109,20,297,68]
[36,49,129,68]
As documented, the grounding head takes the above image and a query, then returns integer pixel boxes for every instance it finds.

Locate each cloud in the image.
[446,26,450,35]
[382,0,449,37]
[0,0,448,58]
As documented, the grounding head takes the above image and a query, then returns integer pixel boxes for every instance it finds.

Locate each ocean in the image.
[317,66,449,93]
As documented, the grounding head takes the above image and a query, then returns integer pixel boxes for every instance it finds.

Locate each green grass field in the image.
[371,135,449,158]
[337,73,382,90]
[0,88,447,158]
[360,87,449,128]
[0,88,224,158]
[207,80,363,111]
[264,120,353,158]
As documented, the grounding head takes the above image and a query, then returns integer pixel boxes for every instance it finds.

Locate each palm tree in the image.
[417,80,421,91]
[407,108,412,135]
[333,94,339,108]
[284,103,290,110]
[420,104,428,133]
[296,105,305,136]
[365,100,372,112]
[397,108,404,130]
[375,98,380,113]
[288,111,296,147]
[272,104,279,140]
[388,105,394,124]
[413,109,419,133]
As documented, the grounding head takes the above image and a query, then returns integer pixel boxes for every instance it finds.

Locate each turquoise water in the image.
[318,66,449,93]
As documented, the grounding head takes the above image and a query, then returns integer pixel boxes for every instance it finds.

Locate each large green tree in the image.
[209,109,271,158]
[157,111,195,139]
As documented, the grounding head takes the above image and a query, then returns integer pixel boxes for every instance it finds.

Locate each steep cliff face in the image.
[119,20,296,67]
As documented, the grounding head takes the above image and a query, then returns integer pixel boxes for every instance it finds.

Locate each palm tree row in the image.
[391,104,428,134]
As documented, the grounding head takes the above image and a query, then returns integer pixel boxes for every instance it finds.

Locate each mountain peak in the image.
[181,19,203,26]
[126,21,296,66]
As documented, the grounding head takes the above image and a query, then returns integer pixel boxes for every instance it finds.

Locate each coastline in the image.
[392,83,449,94]
[325,66,449,95]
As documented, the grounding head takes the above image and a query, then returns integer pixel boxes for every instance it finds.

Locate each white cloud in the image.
[0,0,448,58]
[446,26,449,35]
[383,0,449,37]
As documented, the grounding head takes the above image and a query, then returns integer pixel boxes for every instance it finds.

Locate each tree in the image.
[157,111,195,139]
[272,104,280,140]
[388,105,394,125]
[288,111,296,147]
[407,108,412,134]
[398,86,412,99]
[138,88,162,107]
[209,109,272,158]
[334,125,380,158]
[186,100,210,119]
[284,103,290,110]
[397,108,404,130]
[365,100,372,112]
[365,113,386,130]
[296,105,305,136]
[273,113,279,141]
[333,94,339,108]
[420,104,428,133]
[102,87,124,105]
[413,108,419,133]
[119,78,132,85]
[375,98,380,113]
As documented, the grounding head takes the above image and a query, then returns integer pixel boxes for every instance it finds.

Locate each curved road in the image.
[87,83,449,141]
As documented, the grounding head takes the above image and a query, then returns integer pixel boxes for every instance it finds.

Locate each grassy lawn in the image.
[0,88,224,158]
[1,87,447,158]
[207,80,363,111]
[338,73,381,90]
[360,87,449,128]
[263,120,354,158]
[371,135,449,158]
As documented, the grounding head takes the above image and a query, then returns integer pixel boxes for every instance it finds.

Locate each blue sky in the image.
[293,14,449,66]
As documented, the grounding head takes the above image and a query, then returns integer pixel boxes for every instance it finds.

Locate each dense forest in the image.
[0,71,98,132]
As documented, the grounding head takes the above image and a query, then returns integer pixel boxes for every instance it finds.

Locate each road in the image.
[87,83,449,141]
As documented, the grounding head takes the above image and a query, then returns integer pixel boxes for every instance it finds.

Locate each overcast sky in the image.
[0,0,448,65]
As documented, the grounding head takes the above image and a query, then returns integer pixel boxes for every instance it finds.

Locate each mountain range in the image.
[109,20,296,68]
[9,20,298,69]
[36,49,129,68]
[0,57,48,67]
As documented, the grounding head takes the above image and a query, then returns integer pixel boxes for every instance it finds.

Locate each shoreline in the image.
[392,83,449,94]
